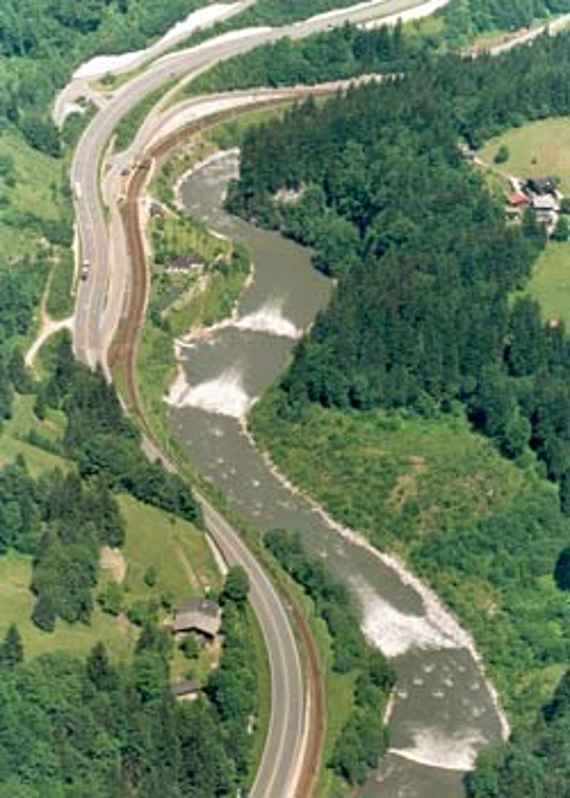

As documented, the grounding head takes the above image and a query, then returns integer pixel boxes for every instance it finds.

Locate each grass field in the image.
[525,241,570,326]
[0,131,63,257]
[251,396,570,724]
[0,393,221,669]
[119,493,220,601]
[480,117,570,192]
[0,551,133,661]
[0,395,68,475]
[45,250,75,320]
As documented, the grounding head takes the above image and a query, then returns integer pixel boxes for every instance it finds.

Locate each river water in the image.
[169,153,504,797]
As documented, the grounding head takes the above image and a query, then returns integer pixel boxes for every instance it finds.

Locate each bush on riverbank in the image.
[265,528,395,786]
[253,395,570,728]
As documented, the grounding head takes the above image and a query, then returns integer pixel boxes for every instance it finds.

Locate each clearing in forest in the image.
[480,117,570,192]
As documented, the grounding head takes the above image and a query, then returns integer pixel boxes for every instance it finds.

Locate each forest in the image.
[228,25,570,794]
[0,568,258,797]
[34,334,201,524]
[188,21,417,95]
[228,29,570,508]
[443,0,570,45]
[0,0,211,154]
[265,529,396,787]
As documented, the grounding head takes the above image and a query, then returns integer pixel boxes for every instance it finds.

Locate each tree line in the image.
[227,29,570,514]
[0,456,125,631]
[0,0,209,156]
[188,21,416,96]
[0,256,47,428]
[265,528,396,787]
[0,567,259,797]
[444,0,570,47]
[34,334,201,524]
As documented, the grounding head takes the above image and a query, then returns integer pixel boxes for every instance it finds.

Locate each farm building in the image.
[171,598,221,641]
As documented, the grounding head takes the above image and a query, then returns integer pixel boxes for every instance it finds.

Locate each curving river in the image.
[167,152,505,797]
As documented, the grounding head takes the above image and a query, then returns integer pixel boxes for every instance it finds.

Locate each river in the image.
[167,152,504,797]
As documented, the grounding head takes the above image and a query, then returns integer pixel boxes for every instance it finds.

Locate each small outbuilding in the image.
[172,598,221,641]
[531,194,558,212]
[171,679,201,701]
[167,254,204,273]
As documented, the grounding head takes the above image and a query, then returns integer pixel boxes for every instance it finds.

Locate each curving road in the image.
[70,0,448,367]
[68,2,451,796]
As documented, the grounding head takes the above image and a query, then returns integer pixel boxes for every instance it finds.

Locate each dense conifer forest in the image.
[228,30,570,505]
[229,28,570,794]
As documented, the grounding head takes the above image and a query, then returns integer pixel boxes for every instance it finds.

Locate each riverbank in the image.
[242,413,511,741]
[153,151,512,796]
[137,146,252,450]
[250,394,569,733]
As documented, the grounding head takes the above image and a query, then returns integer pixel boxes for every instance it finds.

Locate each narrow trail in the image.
[26,313,74,369]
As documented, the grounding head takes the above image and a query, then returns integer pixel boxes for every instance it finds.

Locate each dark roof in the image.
[177,598,219,617]
[173,598,222,636]
[170,255,203,269]
[526,177,556,194]
[171,679,200,696]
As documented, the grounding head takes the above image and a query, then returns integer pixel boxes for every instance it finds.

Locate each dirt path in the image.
[174,541,201,590]
[25,316,74,369]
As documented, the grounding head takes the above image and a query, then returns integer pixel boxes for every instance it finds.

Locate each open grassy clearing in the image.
[525,240,570,325]
[252,397,570,724]
[119,493,220,601]
[0,132,63,257]
[0,550,133,661]
[0,393,221,673]
[479,116,570,192]
[46,249,75,319]
[0,395,68,475]
[206,105,293,149]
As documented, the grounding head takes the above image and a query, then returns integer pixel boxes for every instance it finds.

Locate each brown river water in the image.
[167,153,505,798]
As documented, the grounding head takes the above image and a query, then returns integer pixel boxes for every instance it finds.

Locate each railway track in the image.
[111,93,334,797]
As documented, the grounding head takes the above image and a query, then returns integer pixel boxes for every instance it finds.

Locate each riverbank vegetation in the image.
[137,144,251,451]
[224,22,570,787]
[266,528,396,789]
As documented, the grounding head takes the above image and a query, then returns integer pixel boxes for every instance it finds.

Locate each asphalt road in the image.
[68,2,445,795]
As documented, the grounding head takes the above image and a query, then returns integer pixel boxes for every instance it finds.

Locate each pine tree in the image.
[86,642,116,691]
[559,472,570,517]
[0,624,23,667]
[554,545,570,590]
[31,592,56,632]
